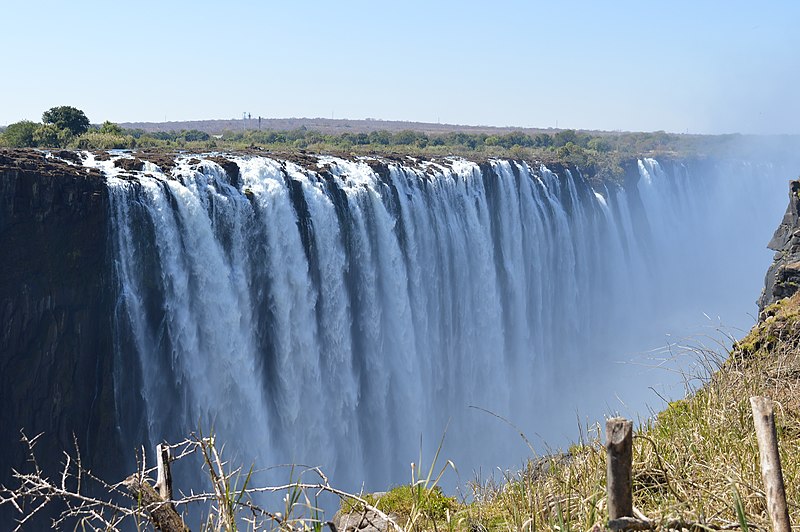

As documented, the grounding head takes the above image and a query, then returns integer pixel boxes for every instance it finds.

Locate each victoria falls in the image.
[2,134,799,529]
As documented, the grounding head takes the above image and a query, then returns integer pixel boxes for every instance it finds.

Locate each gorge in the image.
[0,148,792,510]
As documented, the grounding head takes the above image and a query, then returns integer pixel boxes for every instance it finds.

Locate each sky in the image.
[2,0,799,134]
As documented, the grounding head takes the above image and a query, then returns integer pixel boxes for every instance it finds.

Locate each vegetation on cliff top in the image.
[0,106,779,183]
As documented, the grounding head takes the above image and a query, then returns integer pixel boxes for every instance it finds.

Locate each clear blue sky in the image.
[3,0,799,134]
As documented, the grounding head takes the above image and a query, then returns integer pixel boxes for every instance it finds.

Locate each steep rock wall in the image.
[759,180,800,316]
[0,150,121,487]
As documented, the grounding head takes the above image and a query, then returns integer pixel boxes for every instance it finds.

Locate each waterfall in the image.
[101,154,786,492]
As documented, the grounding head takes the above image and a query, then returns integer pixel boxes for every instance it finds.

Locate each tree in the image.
[500,131,533,149]
[533,133,553,147]
[393,130,418,145]
[42,106,90,136]
[32,123,66,147]
[587,137,612,152]
[182,129,210,142]
[99,120,123,135]
[553,129,577,147]
[368,130,391,145]
[2,120,38,147]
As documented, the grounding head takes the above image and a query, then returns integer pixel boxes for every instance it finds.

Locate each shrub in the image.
[33,123,71,147]
[2,120,38,147]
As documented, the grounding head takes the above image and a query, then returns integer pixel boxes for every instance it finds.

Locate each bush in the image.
[33,124,71,148]
[75,132,134,150]
[99,121,123,135]
[2,120,38,147]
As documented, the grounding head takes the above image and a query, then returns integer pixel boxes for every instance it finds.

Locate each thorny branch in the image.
[0,431,402,531]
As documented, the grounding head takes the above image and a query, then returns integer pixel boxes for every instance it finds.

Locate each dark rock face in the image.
[114,156,145,172]
[207,156,241,187]
[759,180,800,317]
[0,149,124,505]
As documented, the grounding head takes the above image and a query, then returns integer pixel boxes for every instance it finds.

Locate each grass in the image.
[344,293,800,531]
[339,432,459,531]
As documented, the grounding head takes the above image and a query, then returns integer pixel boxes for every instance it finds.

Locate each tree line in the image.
[1,106,753,182]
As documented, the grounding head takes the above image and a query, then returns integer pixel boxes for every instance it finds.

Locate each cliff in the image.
[758,180,800,316]
[0,149,122,491]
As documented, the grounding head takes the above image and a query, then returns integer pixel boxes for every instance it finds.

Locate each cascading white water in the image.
[102,154,786,494]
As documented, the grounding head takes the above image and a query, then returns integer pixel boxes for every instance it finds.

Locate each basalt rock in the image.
[331,506,398,532]
[114,156,145,172]
[207,156,241,188]
[0,149,123,518]
[758,180,800,318]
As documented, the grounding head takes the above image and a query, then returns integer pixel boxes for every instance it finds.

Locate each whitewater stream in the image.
[92,153,786,494]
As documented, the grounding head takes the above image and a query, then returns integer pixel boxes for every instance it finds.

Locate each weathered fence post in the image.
[123,474,189,532]
[606,417,633,521]
[750,396,791,532]
[123,442,188,532]
[156,443,173,501]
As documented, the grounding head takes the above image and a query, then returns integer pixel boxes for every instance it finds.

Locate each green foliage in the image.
[534,133,553,147]
[2,120,38,147]
[369,130,392,145]
[393,130,425,146]
[499,131,533,148]
[553,129,578,147]
[48,120,765,186]
[587,136,612,152]
[732,485,750,532]
[42,106,90,136]
[182,129,210,142]
[75,131,135,150]
[343,484,457,522]
[99,121,123,135]
[33,123,72,147]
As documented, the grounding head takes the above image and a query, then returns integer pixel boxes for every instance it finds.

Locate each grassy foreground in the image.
[342,294,800,531]
[3,266,798,531]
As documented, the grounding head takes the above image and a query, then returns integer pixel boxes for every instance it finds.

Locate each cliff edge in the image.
[758,179,800,317]
[0,149,122,497]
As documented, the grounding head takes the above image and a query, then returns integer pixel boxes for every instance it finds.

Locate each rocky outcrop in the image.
[0,149,123,504]
[207,156,241,187]
[331,507,399,532]
[758,180,800,317]
[113,156,145,172]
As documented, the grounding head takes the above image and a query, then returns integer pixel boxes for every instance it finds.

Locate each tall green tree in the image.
[42,106,90,136]
[2,120,38,147]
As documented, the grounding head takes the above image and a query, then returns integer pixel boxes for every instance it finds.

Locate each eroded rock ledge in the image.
[759,180,800,318]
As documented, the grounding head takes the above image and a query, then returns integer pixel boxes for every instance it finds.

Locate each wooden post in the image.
[606,417,633,520]
[750,396,791,532]
[123,442,186,532]
[155,443,173,501]
[123,474,189,532]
